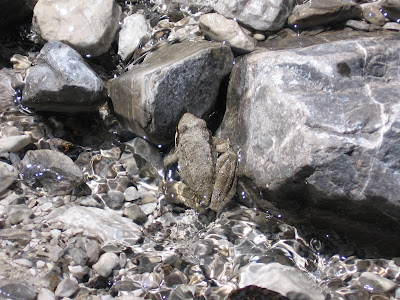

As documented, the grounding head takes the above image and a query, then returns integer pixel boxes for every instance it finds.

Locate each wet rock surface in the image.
[214,0,295,31]
[22,41,106,112]
[108,41,233,144]
[32,0,121,56]
[219,33,400,256]
[1,0,400,299]
[288,0,362,28]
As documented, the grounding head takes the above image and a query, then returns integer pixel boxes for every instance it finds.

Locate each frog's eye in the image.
[179,124,189,133]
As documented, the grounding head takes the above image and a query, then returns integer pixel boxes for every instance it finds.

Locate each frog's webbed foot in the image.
[209,150,238,212]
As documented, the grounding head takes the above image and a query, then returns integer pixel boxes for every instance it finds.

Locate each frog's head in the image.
[177,113,207,134]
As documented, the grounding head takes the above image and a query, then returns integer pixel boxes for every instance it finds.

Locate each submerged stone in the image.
[20,149,84,195]
[48,206,142,245]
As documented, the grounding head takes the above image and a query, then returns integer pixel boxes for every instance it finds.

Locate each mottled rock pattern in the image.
[288,0,362,28]
[108,41,233,144]
[199,13,255,53]
[219,34,400,253]
[22,41,106,113]
[20,149,84,195]
[33,0,121,56]
[0,161,18,193]
[214,0,295,31]
[118,14,151,61]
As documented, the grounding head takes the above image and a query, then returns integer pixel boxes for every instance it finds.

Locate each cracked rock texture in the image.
[219,34,400,252]
[108,41,233,145]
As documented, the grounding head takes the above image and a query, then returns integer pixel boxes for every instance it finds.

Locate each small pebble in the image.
[36,260,46,268]
[253,33,265,41]
[124,186,140,201]
[14,258,33,268]
[55,278,79,298]
[37,288,56,300]
[92,252,119,277]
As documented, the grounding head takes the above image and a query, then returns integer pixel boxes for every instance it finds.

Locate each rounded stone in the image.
[92,252,119,277]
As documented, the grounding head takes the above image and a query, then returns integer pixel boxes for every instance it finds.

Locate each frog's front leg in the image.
[209,150,238,212]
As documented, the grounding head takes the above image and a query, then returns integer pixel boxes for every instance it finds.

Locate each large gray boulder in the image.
[22,41,106,113]
[108,41,233,145]
[288,0,362,28]
[214,0,295,31]
[33,0,121,57]
[219,34,400,254]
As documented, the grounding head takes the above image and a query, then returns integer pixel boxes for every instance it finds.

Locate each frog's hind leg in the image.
[209,150,238,212]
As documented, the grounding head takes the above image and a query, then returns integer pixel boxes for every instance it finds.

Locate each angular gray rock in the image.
[199,13,255,53]
[118,14,151,61]
[48,206,142,245]
[33,0,121,56]
[238,262,325,300]
[108,41,233,144]
[22,41,106,113]
[214,0,295,31]
[123,204,148,224]
[92,252,119,277]
[0,135,31,152]
[20,149,84,195]
[0,161,18,193]
[219,34,400,253]
[288,0,362,28]
[54,278,79,298]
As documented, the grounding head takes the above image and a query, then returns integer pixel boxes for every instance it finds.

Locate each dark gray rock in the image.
[381,0,400,22]
[22,41,106,113]
[123,204,148,224]
[108,41,233,145]
[20,149,84,195]
[214,0,295,31]
[0,161,18,193]
[0,279,37,300]
[288,0,362,28]
[219,34,400,255]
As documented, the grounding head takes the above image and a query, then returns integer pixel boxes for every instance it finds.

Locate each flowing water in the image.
[0,1,399,299]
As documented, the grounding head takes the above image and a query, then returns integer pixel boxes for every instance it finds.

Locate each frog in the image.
[163,113,237,212]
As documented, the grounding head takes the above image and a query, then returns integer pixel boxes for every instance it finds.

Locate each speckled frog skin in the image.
[163,113,237,212]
